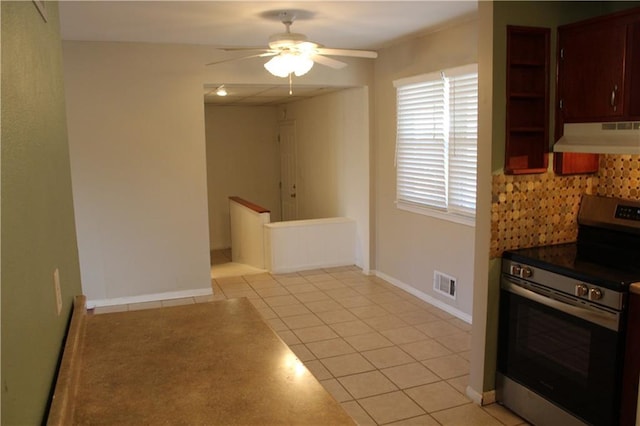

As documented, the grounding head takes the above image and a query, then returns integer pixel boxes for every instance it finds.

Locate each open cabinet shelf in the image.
[505,26,550,174]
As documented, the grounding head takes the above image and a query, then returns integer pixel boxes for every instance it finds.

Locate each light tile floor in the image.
[94,265,529,426]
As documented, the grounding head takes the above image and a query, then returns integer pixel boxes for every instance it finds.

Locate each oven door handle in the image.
[502,278,620,331]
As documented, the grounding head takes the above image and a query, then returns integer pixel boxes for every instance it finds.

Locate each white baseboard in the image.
[87,287,213,309]
[271,261,356,274]
[373,270,472,324]
[466,386,496,406]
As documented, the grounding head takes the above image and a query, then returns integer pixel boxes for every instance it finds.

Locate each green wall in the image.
[1,2,82,424]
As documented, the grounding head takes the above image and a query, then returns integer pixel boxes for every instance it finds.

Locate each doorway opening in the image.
[203,84,371,277]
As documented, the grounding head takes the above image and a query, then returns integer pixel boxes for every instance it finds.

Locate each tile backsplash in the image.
[595,155,640,200]
[490,154,640,258]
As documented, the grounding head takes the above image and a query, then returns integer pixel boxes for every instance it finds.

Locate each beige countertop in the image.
[70,298,354,425]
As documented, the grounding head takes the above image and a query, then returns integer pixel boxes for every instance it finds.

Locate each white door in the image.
[279,121,298,221]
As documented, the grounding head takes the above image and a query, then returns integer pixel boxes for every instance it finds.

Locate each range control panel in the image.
[615,204,640,222]
[579,194,640,231]
[502,259,625,311]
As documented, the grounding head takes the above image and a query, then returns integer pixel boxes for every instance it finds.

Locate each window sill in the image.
[396,201,475,227]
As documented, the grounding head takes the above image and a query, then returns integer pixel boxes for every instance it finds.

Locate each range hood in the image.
[553,122,640,155]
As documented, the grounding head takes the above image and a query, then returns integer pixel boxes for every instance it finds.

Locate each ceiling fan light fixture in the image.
[264,53,314,78]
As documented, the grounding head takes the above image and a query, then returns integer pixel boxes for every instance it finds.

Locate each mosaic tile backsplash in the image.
[595,155,640,200]
[490,154,640,258]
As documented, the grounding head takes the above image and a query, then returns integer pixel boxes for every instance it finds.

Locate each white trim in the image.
[271,262,358,275]
[466,386,496,406]
[392,63,478,88]
[374,270,472,324]
[393,70,441,87]
[396,200,475,227]
[394,65,478,219]
[445,63,479,78]
[87,287,213,309]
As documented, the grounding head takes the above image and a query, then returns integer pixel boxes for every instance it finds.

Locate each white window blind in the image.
[394,64,478,222]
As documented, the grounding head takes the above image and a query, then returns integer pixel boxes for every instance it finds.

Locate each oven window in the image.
[517,305,590,382]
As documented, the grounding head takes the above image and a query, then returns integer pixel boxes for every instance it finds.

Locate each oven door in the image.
[498,276,623,426]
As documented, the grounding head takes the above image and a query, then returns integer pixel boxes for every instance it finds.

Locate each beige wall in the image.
[63,41,213,302]
[278,88,371,271]
[205,105,280,250]
[2,2,83,423]
[373,18,478,318]
[62,40,374,303]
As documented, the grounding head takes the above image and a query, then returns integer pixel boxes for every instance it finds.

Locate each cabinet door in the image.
[626,21,640,119]
[553,152,599,175]
[558,22,626,121]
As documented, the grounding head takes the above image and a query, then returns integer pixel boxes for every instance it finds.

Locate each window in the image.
[394,64,478,225]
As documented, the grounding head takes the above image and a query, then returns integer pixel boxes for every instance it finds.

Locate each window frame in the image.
[393,63,478,227]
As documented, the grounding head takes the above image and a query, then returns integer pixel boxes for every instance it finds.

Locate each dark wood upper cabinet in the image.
[554,7,640,175]
[557,7,640,123]
[505,26,550,174]
[558,22,626,121]
[627,21,640,118]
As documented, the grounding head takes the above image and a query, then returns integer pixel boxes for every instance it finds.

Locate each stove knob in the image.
[521,267,533,278]
[511,265,522,276]
[575,284,589,297]
[589,288,603,301]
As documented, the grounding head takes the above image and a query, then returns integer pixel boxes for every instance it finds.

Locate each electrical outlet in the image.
[53,268,62,316]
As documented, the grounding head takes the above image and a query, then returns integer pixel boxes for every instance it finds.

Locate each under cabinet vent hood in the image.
[554,122,640,155]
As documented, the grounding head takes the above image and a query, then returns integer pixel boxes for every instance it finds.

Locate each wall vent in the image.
[434,271,456,299]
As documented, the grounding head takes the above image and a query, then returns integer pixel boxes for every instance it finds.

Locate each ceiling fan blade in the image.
[206,52,278,66]
[219,47,271,52]
[316,48,378,59]
[312,54,347,70]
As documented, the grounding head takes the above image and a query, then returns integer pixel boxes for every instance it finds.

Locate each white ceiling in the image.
[58,1,478,105]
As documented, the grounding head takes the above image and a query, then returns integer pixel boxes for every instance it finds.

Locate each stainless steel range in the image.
[497,194,640,426]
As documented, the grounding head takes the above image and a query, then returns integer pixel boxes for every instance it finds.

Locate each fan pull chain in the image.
[289,73,293,95]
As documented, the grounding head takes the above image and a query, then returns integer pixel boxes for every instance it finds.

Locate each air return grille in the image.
[434,271,456,299]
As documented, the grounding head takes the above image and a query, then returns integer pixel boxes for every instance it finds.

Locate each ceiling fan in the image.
[206,11,378,78]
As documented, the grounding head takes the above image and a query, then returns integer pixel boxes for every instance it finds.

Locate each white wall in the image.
[265,218,357,273]
[62,40,373,302]
[278,88,371,272]
[229,198,271,269]
[205,106,280,250]
[373,19,478,317]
